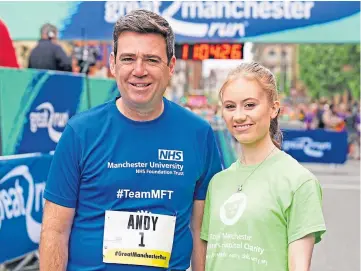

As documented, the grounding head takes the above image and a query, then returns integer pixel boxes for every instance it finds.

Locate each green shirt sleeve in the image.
[287,179,326,244]
[201,183,212,241]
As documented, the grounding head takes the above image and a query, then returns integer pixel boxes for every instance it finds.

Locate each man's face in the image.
[110,31,176,110]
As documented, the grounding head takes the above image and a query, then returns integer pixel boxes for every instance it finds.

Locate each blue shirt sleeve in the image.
[194,127,222,200]
[44,124,82,208]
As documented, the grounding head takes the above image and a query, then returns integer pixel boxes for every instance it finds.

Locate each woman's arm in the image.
[288,233,315,271]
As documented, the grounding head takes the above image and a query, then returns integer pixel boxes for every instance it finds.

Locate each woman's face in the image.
[221,77,279,146]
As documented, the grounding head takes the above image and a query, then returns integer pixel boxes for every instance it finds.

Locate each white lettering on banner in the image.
[0,166,45,243]
[35,182,45,212]
[179,1,314,19]
[283,137,332,158]
[104,1,161,22]
[104,1,315,38]
[0,179,26,223]
[208,23,245,38]
[29,102,69,143]
[117,189,174,200]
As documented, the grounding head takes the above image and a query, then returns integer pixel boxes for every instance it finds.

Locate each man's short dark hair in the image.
[113,9,175,65]
[40,23,57,39]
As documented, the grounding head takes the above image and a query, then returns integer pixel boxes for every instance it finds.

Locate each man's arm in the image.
[288,233,315,271]
[191,200,207,271]
[54,45,72,72]
[39,200,75,271]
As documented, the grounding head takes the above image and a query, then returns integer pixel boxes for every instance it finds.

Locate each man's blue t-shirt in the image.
[44,98,222,271]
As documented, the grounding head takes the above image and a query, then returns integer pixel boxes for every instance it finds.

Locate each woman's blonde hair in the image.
[219,62,283,149]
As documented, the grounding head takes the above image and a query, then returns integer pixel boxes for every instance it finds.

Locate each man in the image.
[0,19,19,68]
[28,23,72,72]
[40,10,222,271]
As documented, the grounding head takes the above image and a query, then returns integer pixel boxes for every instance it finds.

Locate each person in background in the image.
[348,103,360,160]
[91,59,108,78]
[304,103,319,130]
[316,100,327,129]
[337,103,351,132]
[28,23,72,72]
[323,104,345,132]
[0,19,20,68]
[201,62,326,271]
[355,107,360,159]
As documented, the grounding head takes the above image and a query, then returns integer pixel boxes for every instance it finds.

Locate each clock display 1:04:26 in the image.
[181,44,243,60]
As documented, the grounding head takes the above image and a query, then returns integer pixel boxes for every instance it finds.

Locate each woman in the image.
[201,62,326,271]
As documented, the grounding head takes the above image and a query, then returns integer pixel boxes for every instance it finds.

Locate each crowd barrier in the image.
[282,129,348,164]
[0,153,52,264]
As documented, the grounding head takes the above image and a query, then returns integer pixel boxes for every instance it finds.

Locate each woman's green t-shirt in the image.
[201,151,326,271]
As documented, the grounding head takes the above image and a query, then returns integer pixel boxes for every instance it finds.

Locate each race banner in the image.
[0,1,359,43]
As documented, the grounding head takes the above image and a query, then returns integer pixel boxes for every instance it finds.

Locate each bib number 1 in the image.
[103,211,176,268]
[139,232,145,247]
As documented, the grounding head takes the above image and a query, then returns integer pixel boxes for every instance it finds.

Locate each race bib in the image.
[103,211,176,268]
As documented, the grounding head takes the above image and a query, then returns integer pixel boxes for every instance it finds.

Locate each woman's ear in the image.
[271,100,281,119]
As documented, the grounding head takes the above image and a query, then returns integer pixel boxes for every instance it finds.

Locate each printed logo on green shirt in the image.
[219,192,247,225]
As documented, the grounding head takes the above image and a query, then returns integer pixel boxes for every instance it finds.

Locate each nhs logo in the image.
[158,149,183,162]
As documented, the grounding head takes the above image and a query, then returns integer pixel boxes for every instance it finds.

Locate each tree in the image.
[298,44,360,100]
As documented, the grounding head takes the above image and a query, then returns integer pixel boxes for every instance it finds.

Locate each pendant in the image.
[237,185,243,192]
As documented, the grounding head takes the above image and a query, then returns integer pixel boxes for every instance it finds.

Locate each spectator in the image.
[91,60,108,78]
[0,19,19,68]
[28,23,72,72]
[316,101,327,129]
[349,103,360,159]
[304,103,319,130]
[323,104,345,132]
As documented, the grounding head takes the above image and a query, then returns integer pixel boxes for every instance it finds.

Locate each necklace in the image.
[237,146,276,193]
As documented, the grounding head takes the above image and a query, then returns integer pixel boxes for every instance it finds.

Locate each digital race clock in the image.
[175,43,244,60]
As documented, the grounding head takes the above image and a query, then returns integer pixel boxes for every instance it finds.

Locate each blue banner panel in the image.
[0,154,53,264]
[0,1,359,43]
[282,129,348,164]
[16,72,83,154]
[214,129,237,169]
[0,68,118,155]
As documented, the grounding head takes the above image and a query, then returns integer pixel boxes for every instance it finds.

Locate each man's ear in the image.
[168,56,176,76]
[109,52,116,77]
